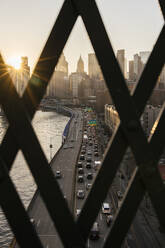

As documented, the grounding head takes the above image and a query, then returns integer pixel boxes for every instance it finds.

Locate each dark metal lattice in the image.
[0,0,165,247]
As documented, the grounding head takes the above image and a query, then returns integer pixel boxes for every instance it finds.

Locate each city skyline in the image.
[0,0,163,73]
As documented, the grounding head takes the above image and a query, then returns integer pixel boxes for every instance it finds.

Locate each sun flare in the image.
[7,56,21,70]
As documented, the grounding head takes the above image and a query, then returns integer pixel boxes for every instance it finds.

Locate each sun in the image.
[7,56,21,70]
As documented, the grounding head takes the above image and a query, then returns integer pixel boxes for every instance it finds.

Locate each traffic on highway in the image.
[74,108,116,247]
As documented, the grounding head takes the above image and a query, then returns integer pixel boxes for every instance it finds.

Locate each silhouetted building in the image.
[134,54,143,81]
[139,51,150,64]
[47,53,69,98]
[88,53,103,79]
[77,56,84,73]
[56,52,68,76]
[117,49,125,77]
[129,60,134,80]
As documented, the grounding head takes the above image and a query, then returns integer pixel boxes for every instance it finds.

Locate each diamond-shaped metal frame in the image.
[0,0,165,247]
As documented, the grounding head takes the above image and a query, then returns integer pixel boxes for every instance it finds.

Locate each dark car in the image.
[87,173,93,180]
[78,168,84,174]
[81,149,86,155]
[94,152,99,157]
[86,163,91,169]
[77,175,84,183]
[80,155,85,160]
[77,161,83,168]
[86,157,92,163]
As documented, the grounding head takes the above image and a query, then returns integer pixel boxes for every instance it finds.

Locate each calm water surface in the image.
[0,110,69,247]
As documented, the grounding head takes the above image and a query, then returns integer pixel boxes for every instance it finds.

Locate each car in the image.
[86,157,92,163]
[77,161,83,168]
[89,222,100,240]
[106,214,113,226]
[76,209,81,217]
[87,150,92,156]
[81,149,86,155]
[77,175,84,183]
[102,203,111,214]
[55,170,62,179]
[94,161,101,170]
[30,218,35,225]
[117,191,123,200]
[87,173,93,180]
[80,155,85,160]
[82,145,86,150]
[89,142,93,146]
[94,152,99,157]
[86,163,91,169]
[77,190,85,199]
[78,168,84,174]
[86,183,92,190]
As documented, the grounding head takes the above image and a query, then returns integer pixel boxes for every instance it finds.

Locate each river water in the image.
[0,110,69,248]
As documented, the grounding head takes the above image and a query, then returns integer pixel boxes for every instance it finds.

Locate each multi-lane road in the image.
[15,109,83,248]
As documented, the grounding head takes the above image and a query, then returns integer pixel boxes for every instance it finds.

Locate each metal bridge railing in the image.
[0,0,165,247]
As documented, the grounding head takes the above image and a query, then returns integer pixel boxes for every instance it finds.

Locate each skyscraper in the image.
[77,56,84,73]
[139,51,150,64]
[134,54,143,81]
[88,53,102,79]
[129,60,134,81]
[117,49,125,76]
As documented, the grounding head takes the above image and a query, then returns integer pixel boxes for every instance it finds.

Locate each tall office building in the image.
[77,56,84,73]
[88,53,102,79]
[134,54,143,81]
[139,51,150,64]
[129,60,134,81]
[117,49,125,76]
[56,52,68,76]
[47,52,69,98]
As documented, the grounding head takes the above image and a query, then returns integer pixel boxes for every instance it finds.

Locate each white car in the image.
[102,203,111,214]
[76,209,81,217]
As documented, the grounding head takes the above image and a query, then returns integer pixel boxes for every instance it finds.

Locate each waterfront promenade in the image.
[14,108,83,248]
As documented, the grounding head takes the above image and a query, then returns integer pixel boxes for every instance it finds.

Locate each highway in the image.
[74,110,116,248]
[15,109,83,248]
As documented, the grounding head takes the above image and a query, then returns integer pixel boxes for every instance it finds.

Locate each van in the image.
[89,222,100,240]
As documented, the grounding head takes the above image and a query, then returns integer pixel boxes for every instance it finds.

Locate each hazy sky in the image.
[0,0,164,73]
